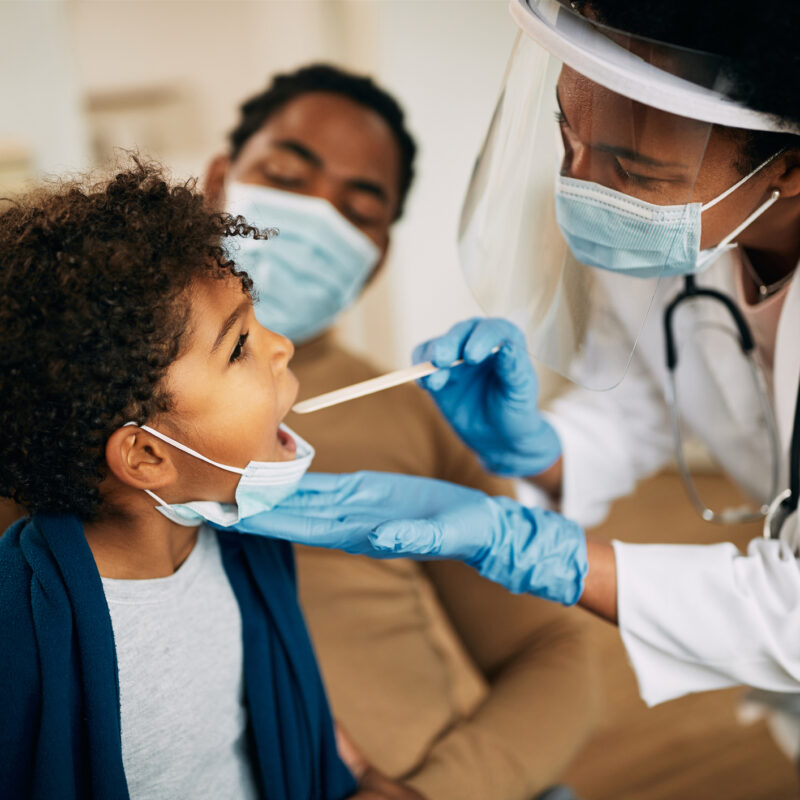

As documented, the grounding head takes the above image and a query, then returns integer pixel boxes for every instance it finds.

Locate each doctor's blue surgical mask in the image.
[124,422,315,528]
[554,153,782,279]
[225,183,381,343]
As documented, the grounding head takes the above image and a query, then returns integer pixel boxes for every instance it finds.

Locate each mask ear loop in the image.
[697,150,784,262]
[713,189,781,250]
[701,149,785,213]
[123,422,245,511]
[122,422,246,475]
[144,488,172,507]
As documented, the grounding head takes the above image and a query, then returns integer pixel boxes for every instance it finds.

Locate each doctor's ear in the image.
[105,426,178,491]
[771,149,800,199]
[203,154,231,210]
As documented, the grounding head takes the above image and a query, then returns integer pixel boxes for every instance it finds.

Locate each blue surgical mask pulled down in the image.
[554,155,781,279]
[124,422,315,528]
[225,183,381,343]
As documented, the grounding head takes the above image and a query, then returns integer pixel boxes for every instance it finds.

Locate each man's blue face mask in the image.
[554,153,782,279]
[225,183,381,343]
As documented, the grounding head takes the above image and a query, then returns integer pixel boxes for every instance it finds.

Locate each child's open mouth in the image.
[277,427,297,457]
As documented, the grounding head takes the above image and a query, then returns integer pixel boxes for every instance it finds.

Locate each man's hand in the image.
[337,725,426,800]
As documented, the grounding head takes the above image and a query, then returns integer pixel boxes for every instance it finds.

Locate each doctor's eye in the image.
[613,159,658,188]
[554,110,568,127]
[230,332,249,364]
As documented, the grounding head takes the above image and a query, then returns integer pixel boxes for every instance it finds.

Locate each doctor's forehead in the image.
[557,66,711,162]
[230,93,401,198]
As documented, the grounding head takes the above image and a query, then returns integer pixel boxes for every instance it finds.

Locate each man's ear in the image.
[105,426,178,491]
[773,149,800,199]
[203,154,231,210]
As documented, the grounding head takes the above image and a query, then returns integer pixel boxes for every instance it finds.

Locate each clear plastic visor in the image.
[459,5,729,390]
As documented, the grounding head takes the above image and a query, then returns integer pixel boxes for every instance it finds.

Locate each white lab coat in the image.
[543,250,800,705]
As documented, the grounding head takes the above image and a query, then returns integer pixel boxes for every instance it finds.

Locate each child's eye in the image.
[229,332,249,363]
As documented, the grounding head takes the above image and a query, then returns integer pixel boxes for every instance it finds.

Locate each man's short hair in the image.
[229,64,417,219]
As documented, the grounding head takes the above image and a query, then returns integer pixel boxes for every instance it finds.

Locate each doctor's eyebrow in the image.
[555,90,689,169]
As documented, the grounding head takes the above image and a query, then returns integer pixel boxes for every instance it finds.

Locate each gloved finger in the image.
[277,471,421,517]
[274,475,352,513]
[418,367,450,392]
[412,318,482,369]
[413,339,449,391]
[411,338,434,366]
[231,510,347,545]
[236,510,381,550]
[371,500,496,562]
[494,340,539,399]
[462,318,526,365]
[295,472,346,493]
[369,518,443,557]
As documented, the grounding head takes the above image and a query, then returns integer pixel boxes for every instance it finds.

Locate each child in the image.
[0,160,421,800]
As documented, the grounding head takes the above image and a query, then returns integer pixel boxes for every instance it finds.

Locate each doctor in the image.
[258,0,800,708]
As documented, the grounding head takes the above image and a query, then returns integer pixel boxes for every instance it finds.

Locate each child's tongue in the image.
[277,427,297,456]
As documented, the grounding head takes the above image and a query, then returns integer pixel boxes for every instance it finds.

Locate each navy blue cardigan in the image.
[0,515,356,800]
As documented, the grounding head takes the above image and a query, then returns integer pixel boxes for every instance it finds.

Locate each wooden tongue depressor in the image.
[292,346,501,415]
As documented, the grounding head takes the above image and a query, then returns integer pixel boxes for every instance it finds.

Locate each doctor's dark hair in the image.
[228,63,417,218]
[0,158,261,520]
[578,0,800,171]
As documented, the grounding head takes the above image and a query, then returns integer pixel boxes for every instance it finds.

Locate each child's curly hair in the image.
[0,157,267,520]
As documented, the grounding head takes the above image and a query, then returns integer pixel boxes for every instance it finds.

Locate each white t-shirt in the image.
[102,526,259,800]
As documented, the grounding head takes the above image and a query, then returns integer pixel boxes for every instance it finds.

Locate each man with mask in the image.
[204,65,595,800]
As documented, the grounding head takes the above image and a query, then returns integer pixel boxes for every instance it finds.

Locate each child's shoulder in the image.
[0,518,37,611]
[0,519,41,725]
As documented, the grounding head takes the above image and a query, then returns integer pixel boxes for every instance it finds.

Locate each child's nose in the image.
[268,330,294,373]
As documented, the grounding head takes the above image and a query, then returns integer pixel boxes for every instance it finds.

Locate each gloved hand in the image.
[371,491,587,605]
[413,317,561,477]
[234,471,587,605]
[232,471,487,556]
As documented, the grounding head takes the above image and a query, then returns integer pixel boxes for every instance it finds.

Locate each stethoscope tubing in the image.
[663,274,793,534]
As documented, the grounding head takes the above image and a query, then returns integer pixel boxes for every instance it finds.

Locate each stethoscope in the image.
[663,274,799,539]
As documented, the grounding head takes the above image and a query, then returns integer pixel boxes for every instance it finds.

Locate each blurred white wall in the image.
[0,0,90,183]
[2,0,517,373]
[337,1,517,369]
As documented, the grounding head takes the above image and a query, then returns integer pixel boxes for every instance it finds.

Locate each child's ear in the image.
[203,154,231,210]
[105,426,178,491]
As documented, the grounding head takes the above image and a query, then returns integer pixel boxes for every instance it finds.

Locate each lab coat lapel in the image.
[773,267,800,463]
[769,266,800,546]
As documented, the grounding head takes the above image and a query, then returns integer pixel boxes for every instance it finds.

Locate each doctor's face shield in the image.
[460,0,795,390]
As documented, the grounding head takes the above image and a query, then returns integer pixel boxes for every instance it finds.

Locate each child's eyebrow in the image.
[210,303,247,354]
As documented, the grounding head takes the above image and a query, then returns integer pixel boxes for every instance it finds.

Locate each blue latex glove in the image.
[231,471,486,555]
[234,471,587,605]
[413,318,562,477]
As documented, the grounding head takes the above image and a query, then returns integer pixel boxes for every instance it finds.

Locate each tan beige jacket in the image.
[288,336,597,800]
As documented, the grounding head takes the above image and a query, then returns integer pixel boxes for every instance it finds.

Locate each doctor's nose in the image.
[561,140,597,183]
